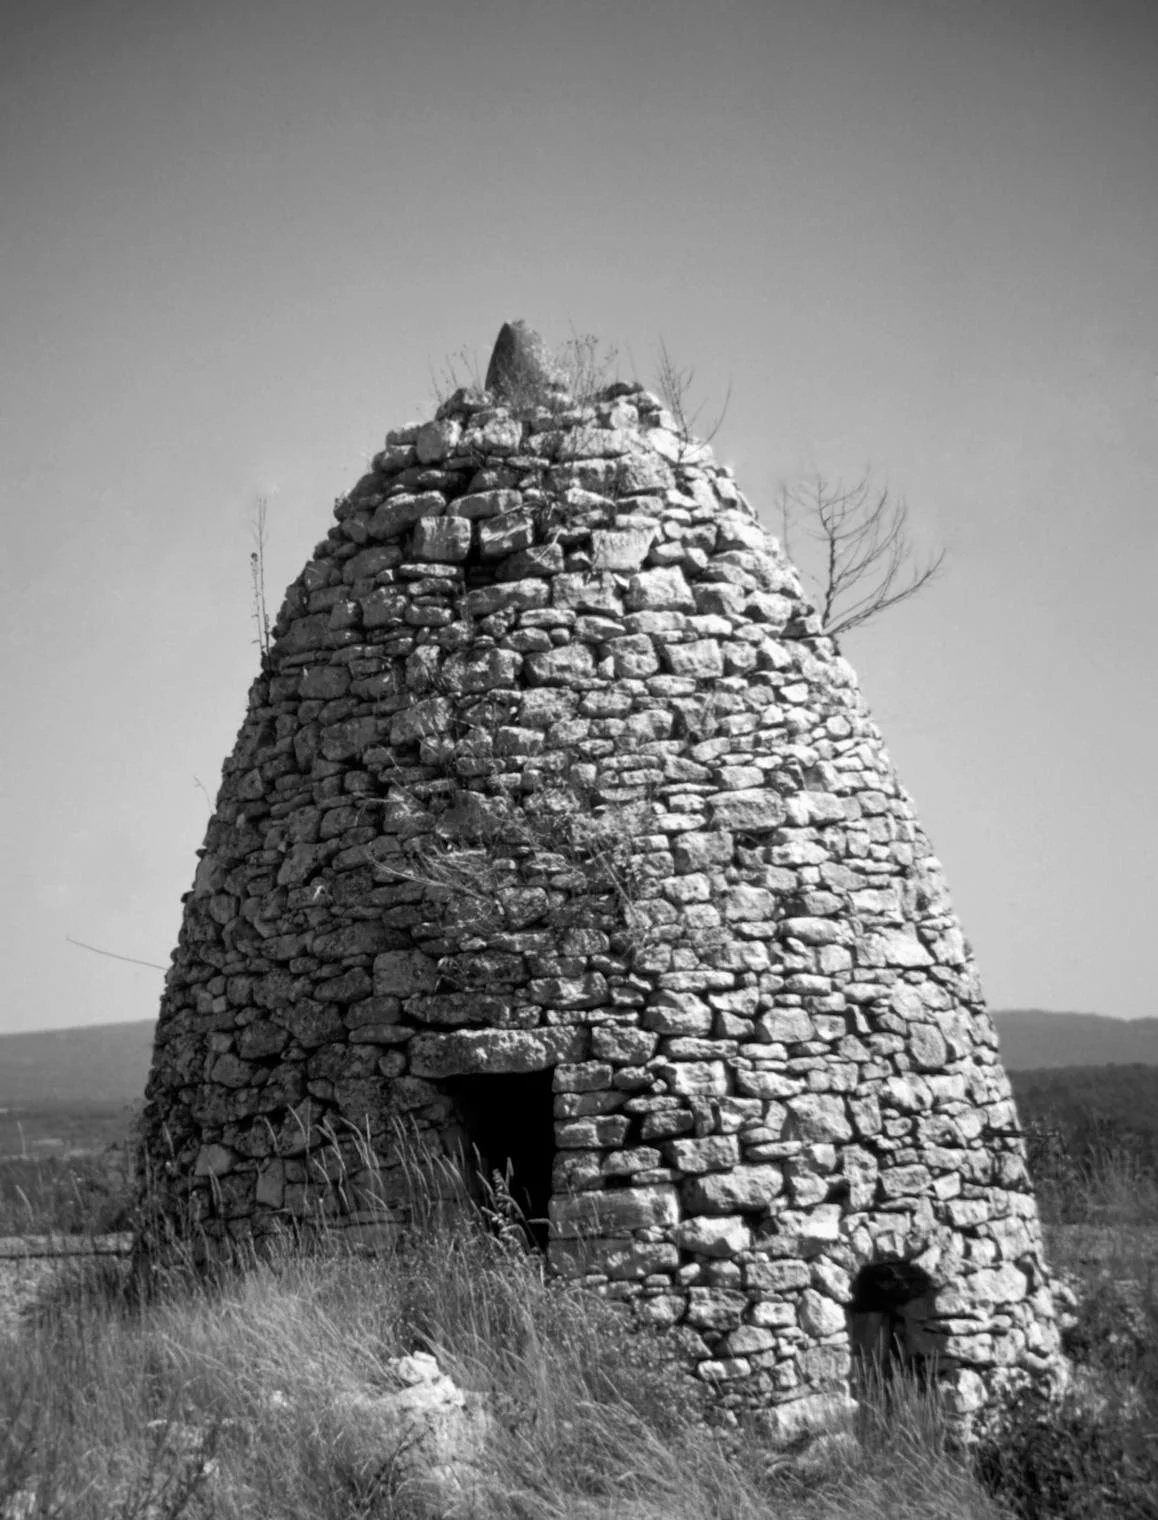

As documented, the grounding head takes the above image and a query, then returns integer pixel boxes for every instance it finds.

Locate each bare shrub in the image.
[778,471,945,638]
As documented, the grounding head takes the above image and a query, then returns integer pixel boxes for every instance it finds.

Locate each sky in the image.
[1,0,1155,1036]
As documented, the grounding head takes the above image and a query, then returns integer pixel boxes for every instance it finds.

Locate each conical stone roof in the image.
[143,325,1064,1434]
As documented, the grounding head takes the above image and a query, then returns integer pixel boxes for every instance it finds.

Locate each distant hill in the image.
[994,1009,1158,1070]
[0,1019,155,1108]
[0,1010,1153,1115]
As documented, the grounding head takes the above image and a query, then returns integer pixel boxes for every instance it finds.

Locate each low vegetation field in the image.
[0,1070,1154,1518]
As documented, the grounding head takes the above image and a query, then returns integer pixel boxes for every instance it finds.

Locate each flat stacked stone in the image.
[142,325,1063,1435]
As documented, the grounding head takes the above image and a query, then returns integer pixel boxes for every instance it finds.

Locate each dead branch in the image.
[778,472,946,638]
[655,339,732,444]
[250,495,272,668]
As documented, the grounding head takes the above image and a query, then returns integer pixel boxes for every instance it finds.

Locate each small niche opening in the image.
[443,1069,556,1250]
[849,1260,937,1390]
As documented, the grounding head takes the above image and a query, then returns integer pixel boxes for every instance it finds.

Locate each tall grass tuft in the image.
[3,1146,1003,1520]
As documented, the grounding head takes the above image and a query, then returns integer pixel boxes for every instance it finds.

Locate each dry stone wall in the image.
[143,334,1063,1433]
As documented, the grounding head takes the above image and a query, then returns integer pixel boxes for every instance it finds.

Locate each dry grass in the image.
[2,1188,1003,1520]
[3,1103,1156,1517]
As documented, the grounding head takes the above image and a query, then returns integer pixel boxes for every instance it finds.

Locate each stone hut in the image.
[142,322,1063,1434]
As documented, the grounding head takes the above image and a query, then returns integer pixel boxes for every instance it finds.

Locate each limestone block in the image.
[369,492,446,540]
[666,1135,740,1174]
[202,1049,250,1088]
[479,509,535,559]
[722,1325,780,1356]
[849,1094,882,1137]
[556,1115,630,1149]
[552,1151,603,1193]
[714,510,770,553]
[551,571,621,612]
[332,1350,492,1520]
[745,1258,810,1292]
[275,1001,345,1048]
[361,587,410,628]
[442,647,522,693]
[736,1067,803,1100]
[783,792,847,827]
[777,1206,841,1249]
[780,917,848,946]
[885,1077,934,1118]
[967,1264,1029,1304]
[373,951,439,997]
[787,1095,853,1143]
[640,1108,696,1141]
[696,1357,752,1382]
[863,929,933,968]
[591,527,656,570]
[415,419,462,463]
[707,790,785,831]
[877,1163,938,1206]
[663,640,725,679]
[645,991,713,1036]
[601,1146,663,1176]
[676,1215,751,1258]
[750,1300,798,1328]
[449,489,522,520]
[464,579,549,617]
[670,830,735,872]
[625,566,697,613]
[656,1061,729,1097]
[549,1183,679,1238]
[760,1392,857,1444]
[321,715,383,760]
[409,1027,586,1078]
[412,516,472,563]
[683,1164,783,1214]
[590,1026,659,1064]
[237,1021,290,1060]
[527,973,607,1008]
[299,665,351,700]
[909,1023,949,1069]
[313,922,390,958]
[525,645,595,684]
[255,1159,286,1209]
[757,1008,814,1043]
[685,1287,748,1331]
[554,1062,615,1092]
[194,1144,237,1178]
[484,319,564,400]
[344,544,402,581]
[408,994,518,1028]
[549,1237,678,1279]
[606,634,660,678]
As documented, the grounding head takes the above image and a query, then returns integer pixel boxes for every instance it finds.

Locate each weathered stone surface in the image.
[369,492,445,540]
[337,1351,493,1519]
[409,1028,586,1078]
[666,1135,740,1173]
[683,1165,784,1214]
[707,790,785,831]
[373,951,438,997]
[786,1094,853,1143]
[412,516,473,562]
[145,327,1062,1436]
[550,1184,679,1238]
[676,1214,751,1257]
[484,319,564,401]
[591,527,656,570]
[625,566,696,613]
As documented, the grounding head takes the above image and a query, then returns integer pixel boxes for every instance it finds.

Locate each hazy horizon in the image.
[2,0,1155,1034]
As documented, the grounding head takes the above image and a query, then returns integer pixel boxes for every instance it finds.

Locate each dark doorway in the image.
[443,1069,556,1249]
[849,1260,937,1390]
